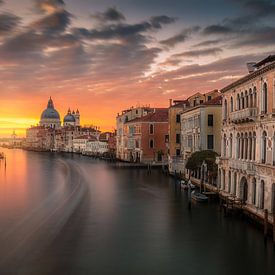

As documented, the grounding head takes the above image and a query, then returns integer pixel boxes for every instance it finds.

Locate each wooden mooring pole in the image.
[273,212,275,247]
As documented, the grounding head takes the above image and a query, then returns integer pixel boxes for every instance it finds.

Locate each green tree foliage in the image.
[186,150,218,176]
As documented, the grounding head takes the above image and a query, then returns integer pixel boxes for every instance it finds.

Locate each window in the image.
[207,96,212,101]
[149,139,154,148]
[149,124,154,134]
[176,149,181,156]
[176,134,180,144]
[259,180,265,209]
[223,99,228,120]
[208,114,213,126]
[165,135,169,143]
[252,178,256,205]
[261,131,267,164]
[207,135,214,150]
[176,114,181,123]
[200,100,204,104]
[262,82,268,114]
[230,97,233,112]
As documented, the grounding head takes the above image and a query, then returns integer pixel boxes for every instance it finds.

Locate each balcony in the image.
[229,107,258,123]
[229,159,255,174]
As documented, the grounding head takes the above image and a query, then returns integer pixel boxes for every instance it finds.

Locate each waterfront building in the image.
[180,96,222,177]
[217,55,275,221]
[26,98,99,152]
[116,106,154,160]
[123,109,168,163]
[168,90,220,174]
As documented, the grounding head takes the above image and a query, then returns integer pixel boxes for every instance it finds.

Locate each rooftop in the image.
[127,108,168,123]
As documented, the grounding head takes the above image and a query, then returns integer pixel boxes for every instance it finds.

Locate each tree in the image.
[185,150,218,183]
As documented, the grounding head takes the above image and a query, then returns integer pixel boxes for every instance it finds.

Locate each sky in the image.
[0,0,275,137]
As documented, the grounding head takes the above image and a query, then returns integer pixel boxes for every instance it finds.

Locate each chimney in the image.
[169,99,172,107]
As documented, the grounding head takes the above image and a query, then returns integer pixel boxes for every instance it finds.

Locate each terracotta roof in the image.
[172,100,190,108]
[202,95,222,105]
[127,109,168,123]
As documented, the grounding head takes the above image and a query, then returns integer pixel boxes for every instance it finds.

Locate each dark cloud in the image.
[193,39,221,48]
[160,26,200,47]
[203,25,232,35]
[172,47,223,58]
[149,15,176,28]
[91,7,126,22]
[0,13,20,35]
[31,10,71,33]
[73,15,175,42]
[34,0,65,13]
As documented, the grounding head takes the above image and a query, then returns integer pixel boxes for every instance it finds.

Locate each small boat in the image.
[181,180,196,190]
[191,191,208,202]
[0,152,4,159]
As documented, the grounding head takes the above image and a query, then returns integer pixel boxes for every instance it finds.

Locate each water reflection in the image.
[0,148,274,275]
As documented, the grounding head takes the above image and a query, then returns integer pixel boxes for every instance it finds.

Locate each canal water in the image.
[0,148,274,275]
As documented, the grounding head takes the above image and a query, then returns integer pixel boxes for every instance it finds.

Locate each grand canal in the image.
[0,148,274,274]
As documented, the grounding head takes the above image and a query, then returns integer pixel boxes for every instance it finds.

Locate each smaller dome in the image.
[64,114,76,123]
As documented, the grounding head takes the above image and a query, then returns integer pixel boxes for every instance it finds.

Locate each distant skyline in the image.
[1,0,275,136]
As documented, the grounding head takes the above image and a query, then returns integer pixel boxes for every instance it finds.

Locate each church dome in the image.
[64,113,76,123]
[40,97,60,120]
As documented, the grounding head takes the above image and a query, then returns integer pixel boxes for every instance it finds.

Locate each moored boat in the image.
[191,191,208,202]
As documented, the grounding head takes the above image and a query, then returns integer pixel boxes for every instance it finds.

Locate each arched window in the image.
[230,97,234,112]
[262,82,268,114]
[241,133,244,159]
[223,99,228,120]
[241,92,244,109]
[228,171,231,193]
[245,90,248,108]
[149,139,154,149]
[261,131,267,164]
[259,180,265,209]
[149,124,154,134]
[253,87,257,108]
[253,132,256,161]
[248,132,252,160]
[249,88,253,108]
[252,178,256,205]
[233,173,237,196]
[244,133,248,160]
[237,94,240,110]
[223,134,227,157]
[236,133,240,158]
[229,134,233,158]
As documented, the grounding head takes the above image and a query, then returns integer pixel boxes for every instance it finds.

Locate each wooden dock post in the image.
[264,209,268,242]
[273,212,275,247]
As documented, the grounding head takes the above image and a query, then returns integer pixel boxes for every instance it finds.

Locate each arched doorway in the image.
[240,176,248,203]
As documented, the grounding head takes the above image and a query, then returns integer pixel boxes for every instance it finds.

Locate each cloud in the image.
[160,26,200,47]
[91,7,126,22]
[193,39,222,48]
[172,47,223,58]
[34,0,65,13]
[203,25,232,35]
[0,13,20,36]
[31,10,71,33]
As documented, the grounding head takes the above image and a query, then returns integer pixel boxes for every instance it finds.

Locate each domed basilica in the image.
[40,97,80,128]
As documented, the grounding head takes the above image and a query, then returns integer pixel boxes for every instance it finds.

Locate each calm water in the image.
[0,149,274,275]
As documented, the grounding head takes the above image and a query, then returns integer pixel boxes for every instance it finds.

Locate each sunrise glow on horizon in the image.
[1,0,275,137]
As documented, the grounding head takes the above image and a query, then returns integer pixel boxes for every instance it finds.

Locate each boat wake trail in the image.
[0,159,90,274]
